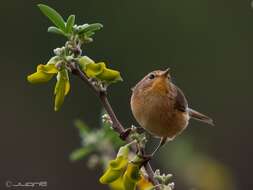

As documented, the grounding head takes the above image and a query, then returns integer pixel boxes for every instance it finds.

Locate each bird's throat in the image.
[150,78,169,95]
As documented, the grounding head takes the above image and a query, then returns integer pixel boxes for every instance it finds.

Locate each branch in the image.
[72,65,161,190]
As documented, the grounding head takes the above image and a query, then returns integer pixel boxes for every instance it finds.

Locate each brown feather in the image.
[188,108,214,126]
[174,85,188,112]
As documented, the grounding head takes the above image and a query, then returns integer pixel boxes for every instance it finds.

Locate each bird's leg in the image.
[139,137,167,164]
[151,137,167,156]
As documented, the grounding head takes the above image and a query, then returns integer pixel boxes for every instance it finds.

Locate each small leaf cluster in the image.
[38,4,102,42]
[27,4,122,111]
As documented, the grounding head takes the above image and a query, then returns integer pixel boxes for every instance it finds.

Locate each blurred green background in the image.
[0,0,252,189]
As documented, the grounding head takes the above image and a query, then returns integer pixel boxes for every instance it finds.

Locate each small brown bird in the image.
[131,68,214,153]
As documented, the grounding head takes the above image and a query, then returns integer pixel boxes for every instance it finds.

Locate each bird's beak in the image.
[161,68,170,77]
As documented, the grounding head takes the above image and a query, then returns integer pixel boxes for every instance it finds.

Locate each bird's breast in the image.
[131,89,189,138]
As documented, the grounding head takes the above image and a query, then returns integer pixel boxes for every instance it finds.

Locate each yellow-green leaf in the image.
[78,56,95,70]
[37,64,58,74]
[123,163,141,190]
[27,72,54,84]
[27,64,58,84]
[99,156,128,184]
[81,61,123,83]
[100,167,124,184]
[96,64,123,83]
[85,62,106,78]
[109,177,125,190]
[54,77,65,111]
[65,80,70,95]
[54,69,70,111]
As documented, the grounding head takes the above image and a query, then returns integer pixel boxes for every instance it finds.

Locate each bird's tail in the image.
[188,108,214,126]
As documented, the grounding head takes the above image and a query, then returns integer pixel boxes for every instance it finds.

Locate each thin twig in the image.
[72,65,161,190]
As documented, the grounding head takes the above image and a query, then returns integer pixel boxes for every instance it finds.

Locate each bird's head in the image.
[132,68,172,94]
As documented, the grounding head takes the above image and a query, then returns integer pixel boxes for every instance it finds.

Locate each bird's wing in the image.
[174,85,188,112]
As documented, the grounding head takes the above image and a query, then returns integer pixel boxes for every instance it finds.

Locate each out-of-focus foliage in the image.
[70,112,124,162]
[160,137,235,190]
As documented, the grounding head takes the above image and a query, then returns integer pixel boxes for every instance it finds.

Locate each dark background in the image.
[0,0,252,189]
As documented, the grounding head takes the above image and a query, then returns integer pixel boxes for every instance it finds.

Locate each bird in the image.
[130,68,214,154]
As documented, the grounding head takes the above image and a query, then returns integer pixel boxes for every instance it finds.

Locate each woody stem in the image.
[71,64,161,190]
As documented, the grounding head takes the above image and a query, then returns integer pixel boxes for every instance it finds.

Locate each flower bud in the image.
[54,47,65,56]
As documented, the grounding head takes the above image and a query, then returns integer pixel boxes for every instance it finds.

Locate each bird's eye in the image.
[148,74,155,80]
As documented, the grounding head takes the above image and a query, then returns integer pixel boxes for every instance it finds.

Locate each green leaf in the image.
[66,15,75,33]
[69,147,92,161]
[78,23,103,34]
[48,26,66,36]
[38,4,66,32]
